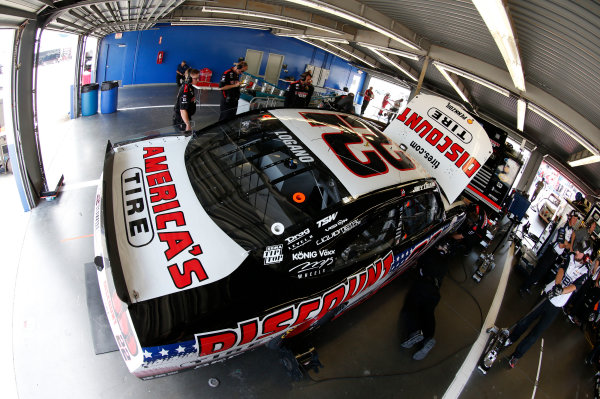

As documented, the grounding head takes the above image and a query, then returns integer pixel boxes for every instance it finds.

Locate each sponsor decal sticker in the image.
[285,228,311,245]
[411,181,436,193]
[289,236,312,251]
[290,257,334,278]
[137,147,209,290]
[316,219,360,245]
[317,212,338,228]
[384,94,492,203]
[292,248,335,261]
[325,218,348,232]
[264,245,284,265]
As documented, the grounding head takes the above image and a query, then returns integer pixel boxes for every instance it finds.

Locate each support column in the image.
[11,22,42,210]
[516,148,544,193]
[73,34,86,117]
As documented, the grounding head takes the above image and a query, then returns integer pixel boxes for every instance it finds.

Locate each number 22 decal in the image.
[312,114,415,177]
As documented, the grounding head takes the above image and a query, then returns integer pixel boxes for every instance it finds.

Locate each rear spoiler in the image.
[383,94,492,203]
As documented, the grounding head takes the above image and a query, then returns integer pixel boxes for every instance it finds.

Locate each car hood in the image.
[105,135,248,303]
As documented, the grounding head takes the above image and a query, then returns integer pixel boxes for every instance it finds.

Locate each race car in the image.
[93,93,492,379]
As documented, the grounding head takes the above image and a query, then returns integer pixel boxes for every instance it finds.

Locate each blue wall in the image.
[97,25,364,92]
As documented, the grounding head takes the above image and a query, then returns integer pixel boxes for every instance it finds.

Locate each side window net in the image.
[402,192,441,237]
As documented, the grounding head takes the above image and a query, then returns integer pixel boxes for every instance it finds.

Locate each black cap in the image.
[574,239,591,254]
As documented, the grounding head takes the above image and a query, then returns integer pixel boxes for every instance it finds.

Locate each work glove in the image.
[547,284,563,299]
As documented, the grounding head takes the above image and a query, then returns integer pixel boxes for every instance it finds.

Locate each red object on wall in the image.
[156,51,164,64]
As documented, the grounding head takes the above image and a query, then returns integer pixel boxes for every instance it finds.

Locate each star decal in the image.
[159,348,169,357]
[176,345,185,353]
[143,349,153,358]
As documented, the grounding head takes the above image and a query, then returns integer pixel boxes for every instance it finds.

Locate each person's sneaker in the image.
[509,356,518,368]
[413,338,436,360]
[401,330,424,348]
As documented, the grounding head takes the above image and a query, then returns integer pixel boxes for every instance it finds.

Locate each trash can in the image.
[81,83,99,116]
[100,81,119,114]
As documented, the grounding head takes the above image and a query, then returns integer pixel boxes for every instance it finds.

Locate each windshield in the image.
[184,111,350,250]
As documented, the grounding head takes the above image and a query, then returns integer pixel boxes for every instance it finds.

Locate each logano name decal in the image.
[396,107,482,178]
[273,131,314,163]
[130,147,209,290]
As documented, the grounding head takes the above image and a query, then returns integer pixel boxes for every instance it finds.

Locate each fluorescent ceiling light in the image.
[172,22,270,30]
[274,33,349,43]
[201,6,343,35]
[528,102,599,156]
[434,62,470,104]
[176,18,294,31]
[434,61,510,97]
[517,98,526,131]
[283,0,420,50]
[297,38,350,62]
[472,0,526,92]
[355,42,419,61]
[371,48,417,81]
[317,40,377,68]
[568,154,600,167]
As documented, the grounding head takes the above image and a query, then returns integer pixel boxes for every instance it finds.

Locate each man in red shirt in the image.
[378,93,390,116]
[360,87,374,115]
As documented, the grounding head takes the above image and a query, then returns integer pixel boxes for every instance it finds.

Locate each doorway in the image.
[363,76,411,120]
[105,43,126,83]
[264,53,284,85]
[36,30,79,187]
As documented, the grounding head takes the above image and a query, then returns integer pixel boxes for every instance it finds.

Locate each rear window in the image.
[184,112,350,244]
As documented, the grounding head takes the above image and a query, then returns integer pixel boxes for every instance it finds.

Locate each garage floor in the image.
[2,85,596,399]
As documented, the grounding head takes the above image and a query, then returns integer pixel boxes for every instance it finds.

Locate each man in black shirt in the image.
[284,71,314,108]
[173,68,200,131]
[176,61,190,86]
[505,240,591,368]
[218,60,248,121]
[333,92,355,113]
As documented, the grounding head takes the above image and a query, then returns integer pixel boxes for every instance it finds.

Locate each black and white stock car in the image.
[93,93,492,379]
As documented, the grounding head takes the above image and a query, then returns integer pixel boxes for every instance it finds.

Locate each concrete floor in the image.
[2,85,596,398]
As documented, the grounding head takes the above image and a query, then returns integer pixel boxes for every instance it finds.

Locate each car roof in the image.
[269,109,430,199]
